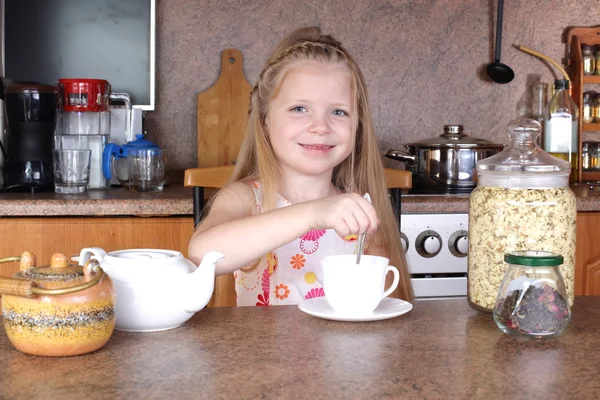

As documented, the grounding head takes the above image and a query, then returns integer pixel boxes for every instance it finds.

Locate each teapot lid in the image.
[108,249,180,260]
[124,134,160,150]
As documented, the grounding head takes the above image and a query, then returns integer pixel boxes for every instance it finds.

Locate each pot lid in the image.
[17,253,84,282]
[408,125,504,148]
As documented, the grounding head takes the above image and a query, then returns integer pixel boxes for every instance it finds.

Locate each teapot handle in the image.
[78,248,107,266]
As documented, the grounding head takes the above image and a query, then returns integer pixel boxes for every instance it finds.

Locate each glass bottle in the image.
[582,45,596,75]
[543,79,579,184]
[493,250,571,339]
[468,118,576,314]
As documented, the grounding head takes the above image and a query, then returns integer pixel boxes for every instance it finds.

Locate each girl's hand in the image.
[305,193,379,236]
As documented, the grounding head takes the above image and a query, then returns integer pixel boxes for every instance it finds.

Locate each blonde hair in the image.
[228,27,412,300]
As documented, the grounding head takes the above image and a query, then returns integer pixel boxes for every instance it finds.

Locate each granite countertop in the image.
[2,182,600,217]
[1,297,599,399]
[402,183,600,213]
[0,185,194,216]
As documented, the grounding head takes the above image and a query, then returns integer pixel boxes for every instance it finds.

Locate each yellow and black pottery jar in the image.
[0,252,116,357]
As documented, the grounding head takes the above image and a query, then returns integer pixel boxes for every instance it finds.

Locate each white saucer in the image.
[298,297,413,322]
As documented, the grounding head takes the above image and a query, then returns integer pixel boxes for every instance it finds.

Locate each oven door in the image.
[401,213,468,300]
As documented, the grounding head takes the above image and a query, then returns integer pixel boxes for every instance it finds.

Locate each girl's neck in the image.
[277,169,340,203]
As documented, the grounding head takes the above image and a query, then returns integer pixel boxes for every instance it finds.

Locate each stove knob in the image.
[448,230,469,258]
[423,236,441,255]
[415,230,442,257]
[400,232,409,252]
[454,235,469,256]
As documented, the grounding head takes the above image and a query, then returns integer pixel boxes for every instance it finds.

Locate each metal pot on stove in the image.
[386,125,504,190]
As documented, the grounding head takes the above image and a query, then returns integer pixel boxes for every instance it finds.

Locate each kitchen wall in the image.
[146,0,600,173]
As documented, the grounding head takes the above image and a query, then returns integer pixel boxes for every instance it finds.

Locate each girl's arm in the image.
[188,182,310,275]
[188,182,378,276]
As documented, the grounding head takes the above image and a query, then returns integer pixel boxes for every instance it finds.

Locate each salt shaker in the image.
[493,250,571,339]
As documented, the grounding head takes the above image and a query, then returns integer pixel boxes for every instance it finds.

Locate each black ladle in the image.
[487,0,514,84]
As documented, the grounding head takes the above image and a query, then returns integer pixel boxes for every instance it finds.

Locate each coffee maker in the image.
[3,83,57,192]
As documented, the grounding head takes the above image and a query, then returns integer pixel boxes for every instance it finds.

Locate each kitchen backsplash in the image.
[144,0,600,171]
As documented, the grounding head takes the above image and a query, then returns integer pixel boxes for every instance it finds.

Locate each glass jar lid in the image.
[504,250,564,267]
[477,118,571,175]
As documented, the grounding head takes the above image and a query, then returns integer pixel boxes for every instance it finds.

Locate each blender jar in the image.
[467,118,576,314]
[55,79,131,190]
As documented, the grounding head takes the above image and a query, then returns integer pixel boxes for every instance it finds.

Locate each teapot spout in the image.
[183,251,224,313]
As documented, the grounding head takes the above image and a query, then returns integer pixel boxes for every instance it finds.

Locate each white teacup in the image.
[321,254,400,316]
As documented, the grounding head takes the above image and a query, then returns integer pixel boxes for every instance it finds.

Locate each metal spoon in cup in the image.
[355,193,372,264]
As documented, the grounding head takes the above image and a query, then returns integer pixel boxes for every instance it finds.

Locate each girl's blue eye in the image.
[291,106,307,112]
[332,109,348,116]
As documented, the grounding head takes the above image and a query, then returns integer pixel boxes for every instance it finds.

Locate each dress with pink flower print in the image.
[234,181,359,306]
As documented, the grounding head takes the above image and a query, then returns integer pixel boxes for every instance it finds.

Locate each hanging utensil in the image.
[487,0,515,84]
[355,193,372,265]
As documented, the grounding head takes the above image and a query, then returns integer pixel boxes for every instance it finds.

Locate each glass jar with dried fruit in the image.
[493,250,571,338]
[467,118,576,314]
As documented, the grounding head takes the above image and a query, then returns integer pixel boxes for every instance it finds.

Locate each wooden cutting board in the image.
[197,49,252,168]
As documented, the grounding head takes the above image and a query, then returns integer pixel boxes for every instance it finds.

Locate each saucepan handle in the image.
[385,149,416,165]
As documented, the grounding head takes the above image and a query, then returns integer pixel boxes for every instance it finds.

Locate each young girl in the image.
[188,27,412,305]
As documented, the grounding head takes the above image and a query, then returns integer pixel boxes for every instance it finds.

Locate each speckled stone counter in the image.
[1,297,599,399]
[2,183,600,216]
[402,184,600,214]
[0,185,194,216]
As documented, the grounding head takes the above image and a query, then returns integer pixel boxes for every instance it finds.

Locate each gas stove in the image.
[400,213,468,300]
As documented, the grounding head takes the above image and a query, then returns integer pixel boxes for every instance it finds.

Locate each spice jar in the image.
[582,142,591,170]
[582,45,596,75]
[596,45,600,76]
[493,251,571,339]
[594,92,600,123]
[583,91,594,124]
[468,118,576,314]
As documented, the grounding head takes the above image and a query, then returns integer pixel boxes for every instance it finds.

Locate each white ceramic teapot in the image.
[77,248,224,332]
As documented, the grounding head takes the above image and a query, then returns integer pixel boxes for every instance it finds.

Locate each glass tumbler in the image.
[52,149,92,194]
[128,148,166,192]
[493,250,571,339]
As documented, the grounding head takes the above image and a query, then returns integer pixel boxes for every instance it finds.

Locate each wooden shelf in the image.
[582,171,600,181]
[583,123,600,132]
[566,26,600,184]
[583,76,600,84]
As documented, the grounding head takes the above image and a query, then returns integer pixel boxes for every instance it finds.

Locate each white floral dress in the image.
[234,181,359,306]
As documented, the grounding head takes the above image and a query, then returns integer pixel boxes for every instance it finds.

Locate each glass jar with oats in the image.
[467,118,576,314]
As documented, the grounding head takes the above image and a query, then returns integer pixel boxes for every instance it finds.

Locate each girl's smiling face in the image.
[265,60,355,179]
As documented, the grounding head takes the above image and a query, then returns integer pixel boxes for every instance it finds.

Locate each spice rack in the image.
[566,26,600,183]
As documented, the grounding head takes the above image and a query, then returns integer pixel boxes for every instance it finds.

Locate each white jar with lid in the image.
[467,118,576,314]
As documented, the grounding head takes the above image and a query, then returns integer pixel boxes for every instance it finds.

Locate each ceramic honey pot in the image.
[0,251,116,357]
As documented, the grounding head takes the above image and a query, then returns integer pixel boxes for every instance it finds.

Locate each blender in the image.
[55,78,131,189]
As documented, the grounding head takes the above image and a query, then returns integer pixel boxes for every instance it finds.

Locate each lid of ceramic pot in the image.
[18,253,84,282]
